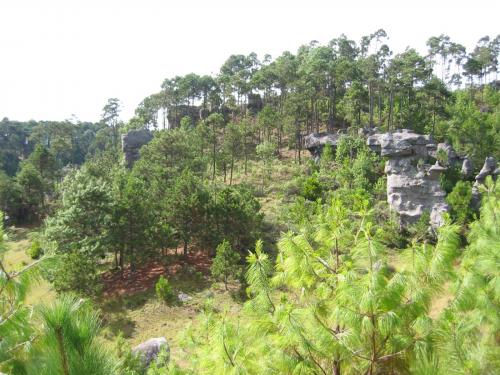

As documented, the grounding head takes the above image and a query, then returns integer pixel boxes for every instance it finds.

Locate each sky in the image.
[0,0,498,123]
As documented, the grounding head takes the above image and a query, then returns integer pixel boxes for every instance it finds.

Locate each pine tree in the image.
[211,240,240,290]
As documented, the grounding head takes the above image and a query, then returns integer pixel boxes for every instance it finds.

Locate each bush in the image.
[447,180,474,225]
[301,174,323,201]
[211,240,241,290]
[27,240,43,259]
[155,275,175,302]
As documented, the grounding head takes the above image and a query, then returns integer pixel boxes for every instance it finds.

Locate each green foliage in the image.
[211,240,241,290]
[435,178,500,373]
[27,240,43,260]
[300,173,323,201]
[164,170,210,256]
[155,276,175,303]
[0,212,38,373]
[115,332,144,375]
[43,168,113,295]
[255,141,276,189]
[24,295,118,375]
[440,166,463,194]
[446,180,474,225]
[171,194,471,374]
[206,184,263,252]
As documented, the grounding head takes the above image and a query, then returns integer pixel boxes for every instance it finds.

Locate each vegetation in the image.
[0,30,499,374]
[211,240,241,290]
[156,276,175,303]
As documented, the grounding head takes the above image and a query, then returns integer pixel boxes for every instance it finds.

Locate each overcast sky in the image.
[1,0,498,123]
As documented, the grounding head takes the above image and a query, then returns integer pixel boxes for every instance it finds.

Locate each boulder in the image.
[132,337,169,367]
[121,129,153,168]
[304,132,340,162]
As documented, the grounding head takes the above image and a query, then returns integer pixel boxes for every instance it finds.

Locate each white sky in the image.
[0,0,498,123]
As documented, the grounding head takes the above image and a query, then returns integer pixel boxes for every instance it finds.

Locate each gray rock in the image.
[461,157,473,177]
[472,157,499,209]
[304,132,340,162]
[132,337,169,367]
[121,129,153,168]
[178,292,192,303]
[436,142,458,164]
[475,157,497,183]
[367,129,448,227]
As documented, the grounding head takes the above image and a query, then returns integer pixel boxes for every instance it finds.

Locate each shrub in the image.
[155,276,175,302]
[301,174,323,201]
[447,180,474,225]
[211,240,241,290]
[27,240,43,259]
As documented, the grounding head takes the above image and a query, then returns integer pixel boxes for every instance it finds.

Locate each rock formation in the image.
[305,128,497,227]
[167,105,200,128]
[121,129,153,168]
[367,129,448,227]
[471,157,499,208]
[132,337,169,367]
[304,132,340,162]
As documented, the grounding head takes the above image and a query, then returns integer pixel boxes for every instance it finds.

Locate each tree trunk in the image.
[183,240,188,257]
[55,327,70,375]
[119,247,124,269]
[369,80,374,128]
[388,89,394,131]
[230,154,234,185]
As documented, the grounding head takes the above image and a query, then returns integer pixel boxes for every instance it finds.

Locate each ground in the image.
[2,231,243,363]
[99,250,242,363]
[2,226,56,305]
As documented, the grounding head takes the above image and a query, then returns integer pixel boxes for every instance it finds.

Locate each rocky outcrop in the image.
[432,142,473,177]
[132,337,169,367]
[167,105,200,128]
[304,132,340,162]
[121,129,153,168]
[368,129,448,227]
[472,157,499,208]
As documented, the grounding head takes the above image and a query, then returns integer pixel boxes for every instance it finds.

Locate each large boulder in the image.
[132,337,169,368]
[121,129,153,168]
[304,132,340,162]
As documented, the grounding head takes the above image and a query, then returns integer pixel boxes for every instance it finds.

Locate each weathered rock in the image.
[368,129,448,227]
[167,105,200,128]
[178,292,192,303]
[121,129,153,168]
[471,157,499,209]
[436,142,458,164]
[461,157,473,177]
[132,337,169,367]
[475,157,497,183]
[304,132,340,162]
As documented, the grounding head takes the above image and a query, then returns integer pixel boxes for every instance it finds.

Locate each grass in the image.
[2,226,56,305]
[99,273,243,364]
